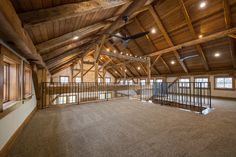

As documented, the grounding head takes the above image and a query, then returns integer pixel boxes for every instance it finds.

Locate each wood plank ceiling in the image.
[9,0,236,77]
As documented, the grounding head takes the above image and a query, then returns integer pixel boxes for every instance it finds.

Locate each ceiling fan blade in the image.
[180,55,199,61]
[126,31,149,40]
[102,33,125,40]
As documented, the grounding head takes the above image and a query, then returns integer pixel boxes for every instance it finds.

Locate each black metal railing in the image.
[40,81,211,113]
[40,82,141,108]
[140,82,211,113]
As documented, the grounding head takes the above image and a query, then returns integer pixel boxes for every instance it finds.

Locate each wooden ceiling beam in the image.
[36,22,107,53]
[223,0,236,69]
[228,34,236,39]
[147,27,236,56]
[0,0,46,67]
[20,0,130,28]
[148,5,188,73]
[178,0,210,71]
[159,56,172,74]
[42,37,97,62]
[100,50,148,63]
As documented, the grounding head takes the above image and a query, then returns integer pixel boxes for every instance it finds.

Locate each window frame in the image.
[194,76,209,89]
[75,77,81,84]
[105,77,111,84]
[178,77,191,88]
[59,76,69,84]
[214,76,235,90]
[24,66,32,98]
[3,62,10,103]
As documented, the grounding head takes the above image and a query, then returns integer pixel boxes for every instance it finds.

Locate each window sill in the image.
[214,88,235,91]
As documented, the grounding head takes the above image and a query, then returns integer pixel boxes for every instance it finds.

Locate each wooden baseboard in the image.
[0,107,37,157]
[212,96,236,101]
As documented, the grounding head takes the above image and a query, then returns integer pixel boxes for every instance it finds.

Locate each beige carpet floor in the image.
[6,98,236,157]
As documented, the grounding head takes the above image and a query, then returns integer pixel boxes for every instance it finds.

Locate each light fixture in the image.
[73,36,79,40]
[200,1,206,9]
[126,53,129,56]
[120,52,123,55]
[115,71,118,74]
[137,67,141,70]
[214,53,220,57]
[100,57,103,60]
[151,28,156,34]
[113,50,117,53]
[106,48,110,52]
[171,61,175,65]
[199,34,203,38]
[125,69,127,72]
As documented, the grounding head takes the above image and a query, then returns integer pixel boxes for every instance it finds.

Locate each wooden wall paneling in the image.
[0,45,3,112]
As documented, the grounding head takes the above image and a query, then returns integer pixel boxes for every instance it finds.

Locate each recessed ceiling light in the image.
[106,48,110,52]
[200,1,207,9]
[115,71,118,74]
[120,52,123,55]
[199,34,203,38]
[126,53,129,56]
[151,28,156,34]
[125,69,127,72]
[137,67,141,70]
[214,53,220,57]
[171,61,175,65]
[113,50,117,53]
[73,36,79,40]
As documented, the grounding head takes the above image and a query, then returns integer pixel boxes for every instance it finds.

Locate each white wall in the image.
[166,75,236,99]
[0,84,37,151]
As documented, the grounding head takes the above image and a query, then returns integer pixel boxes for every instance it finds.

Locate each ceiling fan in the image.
[102,16,149,47]
[179,54,199,62]
[179,48,199,61]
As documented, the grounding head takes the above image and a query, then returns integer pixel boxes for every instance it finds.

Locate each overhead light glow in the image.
[171,61,175,65]
[115,71,118,74]
[106,48,110,52]
[126,53,129,56]
[151,28,156,34]
[199,34,203,38]
[120,52,123,55]
[214,53,220,57]
[113,50,117,53]
[137,67,141,70]
[125,69,127,72]
[200,1,206,8]
[73,36,79,40]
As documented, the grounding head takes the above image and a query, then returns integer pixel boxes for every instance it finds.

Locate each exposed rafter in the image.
[20,0,130,28]
[223,0,236,69]
[148,5,188,73]
[147,27,236,57]
[178,0,210,71]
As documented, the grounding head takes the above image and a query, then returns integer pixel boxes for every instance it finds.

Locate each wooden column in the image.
[0,45,3,112]
[147,58,151,84]
[80,58,84,83]
[70,64,74,82]
[31,63,40,100]
[21,60,25,100]
[123,64,126,80]
[95,62,99,83]
[103,69,106,83]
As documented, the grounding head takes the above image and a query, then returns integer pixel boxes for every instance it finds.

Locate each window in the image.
[68,96,76,103]
[3,62,10,102]
[129,80,133,85]
[120,80,124,85]
[150,79,154,85]
[58,96,67,104]
[98,77,102,84]
[24,67,32,97]
[140,79,146,86]
[105,77,111,84]
[60,76,69,83]
[179,78,190,88]
[194,77,209,88]
[155,79,163,83]
[75,77,81,83]
[215,77,234,89]
[125,80,128,85]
